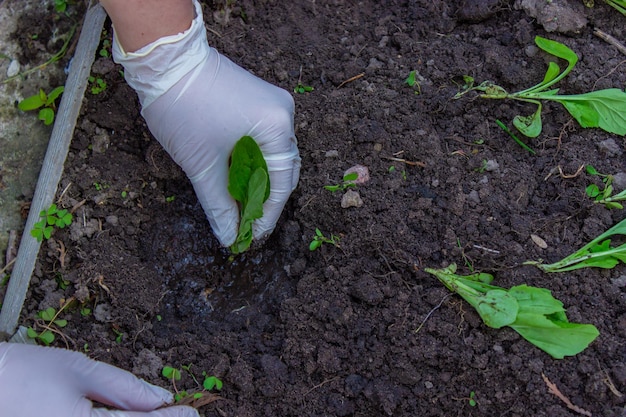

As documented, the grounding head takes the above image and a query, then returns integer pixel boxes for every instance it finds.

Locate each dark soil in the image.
[11,1,626,416]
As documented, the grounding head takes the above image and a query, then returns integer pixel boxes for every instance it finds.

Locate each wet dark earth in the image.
[8,0,626,416]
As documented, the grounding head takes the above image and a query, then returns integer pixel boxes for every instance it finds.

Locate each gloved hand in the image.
[0,342,198,417]
[112,0,301,247]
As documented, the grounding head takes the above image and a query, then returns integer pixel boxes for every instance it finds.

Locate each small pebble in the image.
[341,189,363,208]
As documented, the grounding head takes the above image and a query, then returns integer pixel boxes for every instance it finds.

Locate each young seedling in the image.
[455,36,626,138]
[425,263,599,359]
[31,203,73,242]
[88,76,107,95]
[405,70,421,94]
[309,228,340,251]
[468,391,477,407]
[585,165,626,209]
[54,0,68,13]
[324,172,358,192]
[525,216,626,272]
[18,86,64,125]
[294,81,314,94]
[228,136,270,254]
[495,119,536,155]
[27,307,68,346]
[162,365,222,404]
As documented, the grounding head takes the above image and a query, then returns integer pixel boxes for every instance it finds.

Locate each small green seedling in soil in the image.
[228,136,270,254]
[54,0,68,13]
[455,36,626,138]
[99,38,112,58]
[294,81,314,94]
[425,263,599,359]
[309,228,340,251]
[27,307,68,346]
[405,70,421,94]
[525,216,626,272]
[585,165,626,209]
[166,195,176,203]
[468,391,477,407]
[324,172,358,192]
[88,76,107,95]
[18,86,64,125]
[162,365,222,403]
[31,203,73,242]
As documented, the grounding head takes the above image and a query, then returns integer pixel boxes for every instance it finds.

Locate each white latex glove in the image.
[0,342,198,417]
[112,0,301,247]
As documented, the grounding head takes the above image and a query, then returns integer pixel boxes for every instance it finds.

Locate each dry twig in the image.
[337,72,365,89]
[542,373,592,417]
[593,28,626,56]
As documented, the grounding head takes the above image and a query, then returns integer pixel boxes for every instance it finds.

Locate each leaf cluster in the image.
[228,136,270,254]
[31,203,73,242]
[309,228,340,251]
[425,264,599,359]
[18,86,64,125]
[27,307,68,346]
[456,36,626,138]
[585,165,626,209]
[162,365,223,403]
[88,76,107,95]
[294,82,314,94]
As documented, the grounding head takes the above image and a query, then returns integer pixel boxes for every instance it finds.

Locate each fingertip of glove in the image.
[140,379,174,405]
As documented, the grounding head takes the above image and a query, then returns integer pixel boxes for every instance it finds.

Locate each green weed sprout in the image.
[18,86,64,125]
[405,70,421,94]
[54,0,68,13]
[455,36,626,138]
[309,228,340,251]
[27,307,68,346]
[468,391,477,407]
[426,264,599,359]
[294,81,314,94]
[525,216,626,272]
[324,172,358,192]
[31,203,73,242]
[585,165,626,209]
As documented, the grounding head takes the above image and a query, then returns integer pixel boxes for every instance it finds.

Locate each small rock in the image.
[531,234,548,249]
[7,60,20,77]
[341,189,363,208]
[94,303,112,322]
[598,138,623,157]
[485,160,499,172]
[325,150,339,158]
[612,173,626,191]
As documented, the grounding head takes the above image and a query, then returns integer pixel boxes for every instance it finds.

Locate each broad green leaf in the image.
[18,93,45,111]
[509,312,599,359]
[476,289,518,328]
[552,89,626,136]
[39,307,57,321]
[509,285,564,315]
[228,136,271,253]
[513,104,543,138]
[228,136,270,204]
[231,167,269,254]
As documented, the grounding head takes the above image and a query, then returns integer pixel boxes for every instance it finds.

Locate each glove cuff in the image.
[111,0,210,109]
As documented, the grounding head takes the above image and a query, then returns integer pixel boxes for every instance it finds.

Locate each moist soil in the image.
[9,1,626,416]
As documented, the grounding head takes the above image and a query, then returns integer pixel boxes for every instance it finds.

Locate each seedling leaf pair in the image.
[426,264,599,359]
[18,86,64,125]
[228,136,270,254]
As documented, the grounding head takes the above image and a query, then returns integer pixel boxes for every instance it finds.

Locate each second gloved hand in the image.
[113,0,301,247]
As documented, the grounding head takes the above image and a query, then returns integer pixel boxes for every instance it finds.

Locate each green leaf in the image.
[39,307,57,321]
[228,136,270,254]
[513,104,543,138]
[509,312,599,359]
[18,93,45,111]
[39,108,55,125]
[162,366,182,381]
[405,70,417,87]
[46,86,64,105]
[309,239,322,251]
[476,289,518,328]
[508,285,564,315]
[54,319,68,328]
[38,330,55,345]
[553,89,626,136]
[203,376,223,391]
